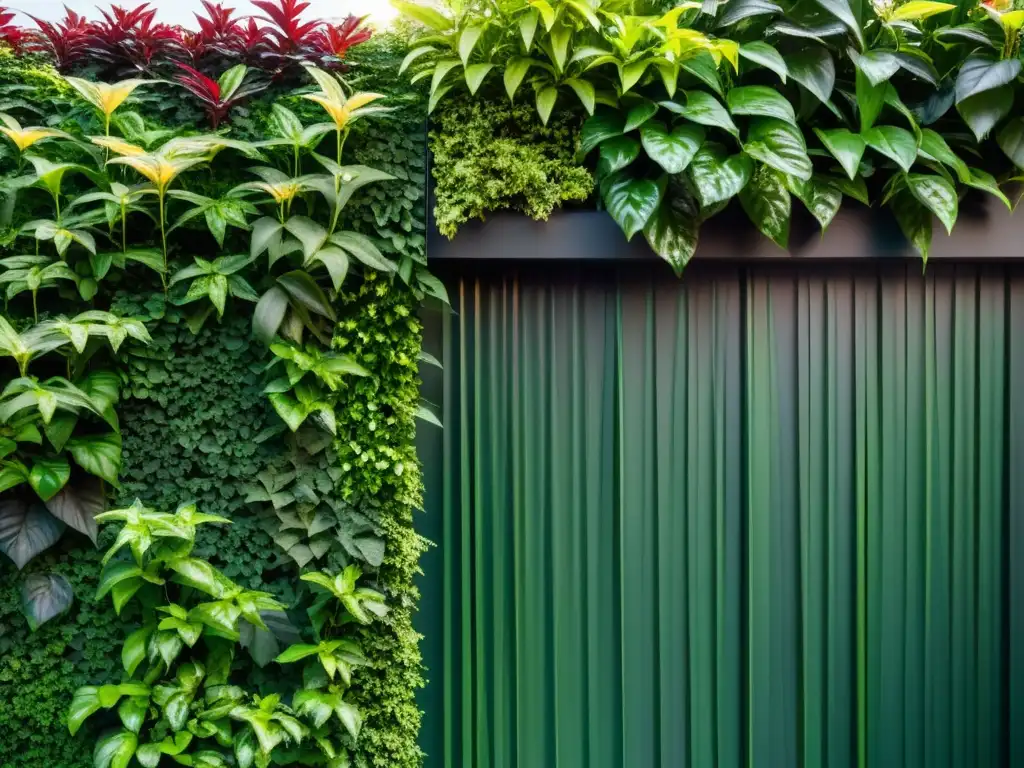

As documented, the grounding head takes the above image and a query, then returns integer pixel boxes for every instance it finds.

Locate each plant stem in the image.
[294,145,301,177]
[31,290,37,323]
[121,202,127,254]
[158,192,168,292]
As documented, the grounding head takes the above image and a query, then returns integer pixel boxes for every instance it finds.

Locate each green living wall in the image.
[0,14,434,768]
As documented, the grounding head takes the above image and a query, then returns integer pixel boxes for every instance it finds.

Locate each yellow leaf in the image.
[1,127,62,152]
[91,136,146,156]
[66,76,150,119]
[302,94,350,129]
[889,0,955,20]
[345,92,385,111]
[711,39,740,72]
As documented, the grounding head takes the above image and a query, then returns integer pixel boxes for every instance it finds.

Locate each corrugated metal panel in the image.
[416,263,1022,768]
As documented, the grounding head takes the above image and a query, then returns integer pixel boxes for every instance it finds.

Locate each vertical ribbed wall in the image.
[417,263,1021,768]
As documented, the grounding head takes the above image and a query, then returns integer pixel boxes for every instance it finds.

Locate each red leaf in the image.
[312,15,372,58]
[251,0,322,53]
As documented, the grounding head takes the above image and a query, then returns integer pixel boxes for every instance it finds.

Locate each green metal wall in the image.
[416,262,1024,768]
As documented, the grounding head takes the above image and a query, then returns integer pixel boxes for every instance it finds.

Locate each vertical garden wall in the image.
[0,8,435,768]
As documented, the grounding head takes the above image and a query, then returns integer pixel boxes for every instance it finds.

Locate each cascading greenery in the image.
[0,18,432,768]
[398,0,1024,271]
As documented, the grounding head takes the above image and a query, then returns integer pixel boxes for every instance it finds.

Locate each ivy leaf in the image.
[814,128,866,180]
[997,118,1024,170]
[740,164,791,248]
[67,433,122,486]
[640,121,705,174]
[69,687,101,736]
[957,86,1013,142]
[785,174,843,230]
[687,143,754,207]
[122,625,153,676]
[45,478,106,544]
[744,118,813,180]
[964,167,1011,210]
[601,172,662,240]
[739,42,788,83]
[918,129,969,180]
[955,56,1021,104]
[94,729,138,768]
[863,126,918,171]
[667,91,738,137]
[25,458,68,501]
[833,174,870,205]
[681,53,725,97]
[21,572,74,631]
[786,47,835,103]
[718,0,783,26]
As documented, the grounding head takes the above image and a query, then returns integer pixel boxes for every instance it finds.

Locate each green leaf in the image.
[669,91,737,136]
[22,572,73,630]
[335,700,362,740]
[29,456,70,502]
[217,64,248,101]
[739,42,788,83]
[536,87,558,125]
[726,86,795,122]
[601,173,662,240]
[718,0,783,26]
[565,78,595,114]
[598,137,641,175]
[277,271,335,321]
[391,1,453,30]
[640,122,705,174]
[69,687,101,735]
[863,125,918,171]
[918,129,970,180]
[833,174,870,205]
[97,562,144,600]
[464,63,495,95]
[621,61,650,93]
[681,52,725,97]
[955,56,1021,104]
[891,190,932,262]
[957,86,1013,142]
[122,625,152,676]
[118,696,149,734]
[253,286,289,344]
[849,49,900,87]
[814,0,864,48]
[997,118,1024,170]
[963,168,1011,210]
[276,643,323,664]
[581,112,625,155]
[786,47,835,103]
[688,143,755,207]
[643,196,700,276]
[856,69,886,132]
[785,174,843,230]
[458,24,483,66]
[94,729,137,768]
[624,100,659,133]
[814,128,866,180]
[740,165,791,248]
[269,393,309,432]
[329,232,397,273]
[504,58,534,100]
[67,433,122,485]
[905,173,958,235]
[744,118,812,180]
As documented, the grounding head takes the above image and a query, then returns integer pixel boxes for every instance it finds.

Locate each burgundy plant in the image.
[86,3,180,69]
[251,0,321,55]
[174,61,266,128]
[178,30,209,65]
[0,7,28,51]
[312,15,372,60]
[194,0,240,41]
[235,18,272,59]
[26,7,93,70]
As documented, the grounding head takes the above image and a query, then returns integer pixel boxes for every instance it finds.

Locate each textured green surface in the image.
[417,263,1020,767]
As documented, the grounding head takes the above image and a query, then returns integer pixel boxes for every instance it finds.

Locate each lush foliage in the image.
[0,17,432,768]
[69,499,387,768]
[430,95,595,235]
[399,0,1024,270]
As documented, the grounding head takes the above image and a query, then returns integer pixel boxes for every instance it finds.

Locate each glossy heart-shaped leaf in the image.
[905,173,958,234]
[890,190,932,262]
[957,86,1013,142]
[740,164,791,248]
[786,47,836,103]
[643,194,700,275]
[955,56,1021,104]
[601,172,662,240]
[599,137,641,175]
[744,118,813,180]
[580,112,625,155]
[814,128,866,180]
[739,42,788,83]
[640,121,705,174]
[997,118,1024,170]
[785,174,843,230]
[29,456,71,502]
[688,143,755,207]
[863,126,918,171]
[727,86,796,122]
[666,91,738,136]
